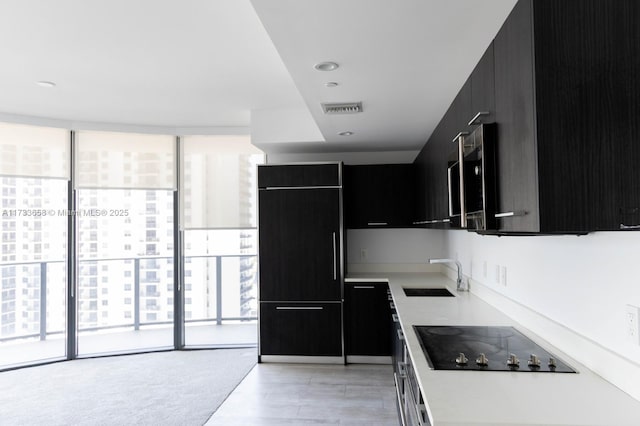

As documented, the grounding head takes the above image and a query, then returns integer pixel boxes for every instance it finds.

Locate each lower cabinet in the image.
[344,282,392,359]
[259,302,342,356]
[390,303,403,373]
[391,303,430,425]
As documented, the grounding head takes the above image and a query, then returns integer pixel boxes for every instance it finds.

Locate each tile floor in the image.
[205,362,399,426]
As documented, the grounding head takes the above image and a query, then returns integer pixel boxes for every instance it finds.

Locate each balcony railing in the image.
[0,254,258,344]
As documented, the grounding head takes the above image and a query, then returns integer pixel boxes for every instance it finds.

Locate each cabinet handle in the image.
[420,218,451,224]
[367,222,388,226]
[451,131,469,143]
[431,218,451,224]
[353,285,375,289]
[392,313,399,323]
[276,306,324,310]
[495,210,527,218]
[332,232,337,280]
[397,328,405,341]
[468,111,490,126]
[620,224,640,230]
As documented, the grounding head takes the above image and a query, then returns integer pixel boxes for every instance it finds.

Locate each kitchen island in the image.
[347,272,640,426]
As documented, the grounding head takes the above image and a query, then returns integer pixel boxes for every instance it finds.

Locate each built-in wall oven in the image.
[447,123,498,230]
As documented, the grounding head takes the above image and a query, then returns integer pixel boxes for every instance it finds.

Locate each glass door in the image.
[74,131,176,356]
[181,136,263,347]
[0,123,69,368]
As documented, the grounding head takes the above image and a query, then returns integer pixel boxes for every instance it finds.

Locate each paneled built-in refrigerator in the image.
[257,163,344,363]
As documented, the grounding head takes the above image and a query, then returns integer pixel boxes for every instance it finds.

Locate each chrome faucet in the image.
[429,258,467,291]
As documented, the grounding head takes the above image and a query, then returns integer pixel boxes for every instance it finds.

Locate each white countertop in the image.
[347,272,640,426]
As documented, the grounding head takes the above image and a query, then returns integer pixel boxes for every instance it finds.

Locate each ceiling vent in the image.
[321,102,363,114]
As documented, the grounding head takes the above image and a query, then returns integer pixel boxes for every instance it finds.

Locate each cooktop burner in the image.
[413,325,576,373]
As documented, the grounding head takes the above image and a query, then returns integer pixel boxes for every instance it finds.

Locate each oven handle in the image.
[447,166,454,218]
[457,133,467,229]
[393,372,408,426]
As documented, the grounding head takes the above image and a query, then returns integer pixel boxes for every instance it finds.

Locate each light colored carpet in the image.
[0,348,257,426]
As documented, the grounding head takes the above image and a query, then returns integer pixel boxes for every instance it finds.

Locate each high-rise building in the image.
[1,129,262,351]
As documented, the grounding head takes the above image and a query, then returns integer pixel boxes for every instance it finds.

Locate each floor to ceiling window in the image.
[182,136,263,347]
[0,123,69,368]
[0,124,263,368]
[75,131,176,355]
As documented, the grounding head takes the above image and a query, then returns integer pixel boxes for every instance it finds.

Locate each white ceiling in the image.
[0,0,517,154]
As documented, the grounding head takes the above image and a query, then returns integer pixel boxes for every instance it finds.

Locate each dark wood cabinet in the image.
[258,163,344,360]
[450,77,473,136]
[415,0,640,234]
[258,163,340,188]
[390,302,404,374]
[493,0,540,232]
[492,0,640,233]
[344,164,415,229]
[470,43,496,125]
[259,302,342,356]
[344,282,391,358]
[413,82,468,228]
[258,187,341,301]
[414,46,496,229]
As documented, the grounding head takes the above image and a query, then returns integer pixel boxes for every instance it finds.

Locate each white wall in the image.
[350,227,640,399]
[347,228,445,265]
[444,230,640,364]
[444,230,640,400]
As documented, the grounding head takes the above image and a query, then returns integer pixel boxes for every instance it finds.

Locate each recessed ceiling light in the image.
[324,82,339,88]
[338,131,354,136]
[36,81,56,88]
[314,62,339,71]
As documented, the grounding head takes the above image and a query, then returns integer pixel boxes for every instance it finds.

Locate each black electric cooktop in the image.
[413,325,576,373]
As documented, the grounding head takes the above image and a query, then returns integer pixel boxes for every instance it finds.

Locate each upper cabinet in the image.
[493,0,640,232]
[413,120,452,228]
[413,45,495,229]
[416,0,640,234]
[492,0,540,232]
[344,164,415,229]
[470,43,496,126]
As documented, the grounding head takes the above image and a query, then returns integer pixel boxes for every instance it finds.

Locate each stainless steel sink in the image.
[403,288,454,297]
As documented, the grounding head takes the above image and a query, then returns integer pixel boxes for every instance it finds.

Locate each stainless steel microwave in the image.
[447,123,497,230]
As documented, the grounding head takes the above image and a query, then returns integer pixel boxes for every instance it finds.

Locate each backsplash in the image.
[446,230,640,401]
[346,228,445,265]
[347,227,640,401]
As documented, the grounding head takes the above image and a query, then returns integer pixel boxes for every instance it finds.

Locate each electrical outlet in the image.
[360,248,368,261]
[494,265,501,284]
[483,261,487,278]
[500,266,507,286]
[626,304,640,345]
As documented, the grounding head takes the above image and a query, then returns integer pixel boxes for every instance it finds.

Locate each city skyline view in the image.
[0,122,263,368]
